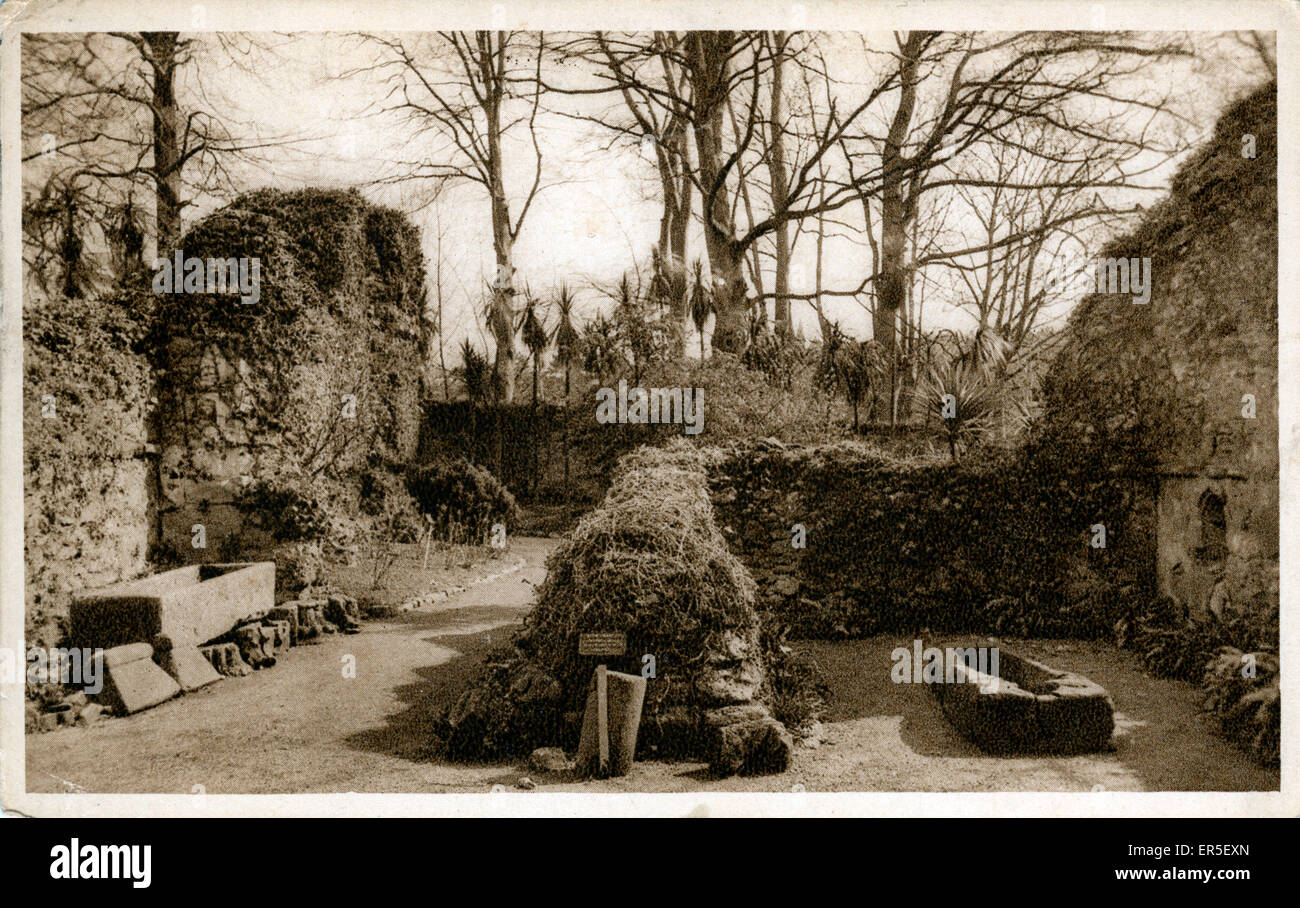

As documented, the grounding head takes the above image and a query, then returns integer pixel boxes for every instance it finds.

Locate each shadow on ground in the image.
[343,604,525,765]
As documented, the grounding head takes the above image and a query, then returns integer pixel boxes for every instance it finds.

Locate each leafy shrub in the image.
[1126,595,1270,682]
[359,462,423,543]
[275,540,324,597]
[1202,647,1279,767]
[759,618,830,735]
[234,474,332,543]
[406,457,520,544]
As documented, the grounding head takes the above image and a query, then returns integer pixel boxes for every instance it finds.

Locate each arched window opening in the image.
[1195,490,1228,568]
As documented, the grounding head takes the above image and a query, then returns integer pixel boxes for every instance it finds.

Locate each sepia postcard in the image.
[0,0,1295,821]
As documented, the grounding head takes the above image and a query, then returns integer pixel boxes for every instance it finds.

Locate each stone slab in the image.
[70,562,275,650]
[154,637,222,691]
[100,644,180,715]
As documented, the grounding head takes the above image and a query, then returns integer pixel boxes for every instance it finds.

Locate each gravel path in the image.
[24,537,558,794]
[25,541,1278,795]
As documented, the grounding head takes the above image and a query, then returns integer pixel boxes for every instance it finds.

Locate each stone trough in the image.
[70,562,275,651]
[931,647,1114,754]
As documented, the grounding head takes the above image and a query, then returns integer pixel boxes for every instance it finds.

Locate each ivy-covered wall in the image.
[1043,82,1278,627]
[154,188,426,557]
[23,297,151,648]
[705,438,1153,640]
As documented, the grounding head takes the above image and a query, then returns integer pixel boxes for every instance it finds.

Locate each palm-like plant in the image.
[552,285,581,492]
[915,328,1012,463]
[552,284,580,404]
[815,322,882,432]
[520,291,549,407]
[689,259,713,361]
[455,339,493,406]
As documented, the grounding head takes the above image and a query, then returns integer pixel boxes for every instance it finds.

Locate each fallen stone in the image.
[235,624,276,669]
[100,642,180,715]
[200,642,251,677]
[294,601,328,643]
[152,634,222,691]
[528,747,573,774]
[325,594,362,634]
[261,619,291,654]
[516,776,536,790]
[76,703,105,727]
[63,691,88,710]
[267,605,300,645]
[704,704,793,776]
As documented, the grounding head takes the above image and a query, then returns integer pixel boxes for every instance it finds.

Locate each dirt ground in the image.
[25,536,1278,794]
[323,539,521,610]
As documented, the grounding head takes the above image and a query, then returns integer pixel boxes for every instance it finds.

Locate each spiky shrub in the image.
[815,323,883,431]
[520,294,549,405]
[689,259,714,361]
[914,330,1012,462]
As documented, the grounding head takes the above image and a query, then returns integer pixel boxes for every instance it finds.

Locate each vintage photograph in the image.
[3,2,1286,811]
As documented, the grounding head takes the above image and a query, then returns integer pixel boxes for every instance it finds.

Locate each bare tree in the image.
[22,32,291,271]
[358,31,547,403]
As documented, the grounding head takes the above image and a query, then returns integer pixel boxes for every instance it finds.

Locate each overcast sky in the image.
[48,30,1274,363]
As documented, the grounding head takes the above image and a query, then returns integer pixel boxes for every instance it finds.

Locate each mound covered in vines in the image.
[436,442,822,773]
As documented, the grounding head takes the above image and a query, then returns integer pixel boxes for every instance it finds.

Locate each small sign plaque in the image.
[578,632,627,657]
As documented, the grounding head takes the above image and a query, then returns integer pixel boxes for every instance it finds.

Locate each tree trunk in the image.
[687,32,749,356]
[486,81,516,404]
[563,364,571,491]
[143,32,182,556]
[877,32,928,423]
[146,33,182,257]
[768,32,792,337]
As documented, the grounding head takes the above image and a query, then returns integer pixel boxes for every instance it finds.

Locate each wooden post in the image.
[578,631,626,778]
[596,663,609,775]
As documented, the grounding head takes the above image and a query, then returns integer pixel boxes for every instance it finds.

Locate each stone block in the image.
[704,703,793,776]
[152,634,222,691]
[261,619,291,653]
[931,647,1114,754]
[235,623,276,669]
[100,642,180,715]
[528,747,574,774]
[575,670,647,778]
[267,605,300,645]
[200,642,251,677]
[325,594,362,633]
[76,704,106,727]
[70,562,275,650]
